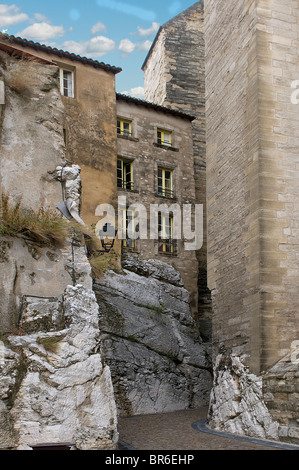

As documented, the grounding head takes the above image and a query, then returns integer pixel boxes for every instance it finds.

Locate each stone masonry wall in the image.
[116,98,199,317]
[205,0,299,374]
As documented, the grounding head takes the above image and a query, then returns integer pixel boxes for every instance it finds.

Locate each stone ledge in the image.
[153,142,179,152]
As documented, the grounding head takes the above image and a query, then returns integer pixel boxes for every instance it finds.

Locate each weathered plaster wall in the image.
[60,62,118,230]
[0,40,120,237]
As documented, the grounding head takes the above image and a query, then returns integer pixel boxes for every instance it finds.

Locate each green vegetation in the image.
[127,335,139,343]
[36,336,61,353]
[89,249,121,279]
[135,302,167,314]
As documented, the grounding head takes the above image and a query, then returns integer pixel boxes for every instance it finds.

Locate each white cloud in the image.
[118,38,136,55]
[62,36,116,58]
[122,86,145,100]
[34,13,48,22]
[17,22,65,41]
[0,4,29,27]
[137,22,159,37]
[91,21,107,35]
[137,40,152,52]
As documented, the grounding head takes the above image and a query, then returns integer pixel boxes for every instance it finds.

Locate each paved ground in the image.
[118,408,296,451]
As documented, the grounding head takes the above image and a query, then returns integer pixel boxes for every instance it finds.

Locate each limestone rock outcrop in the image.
[94,256,212,416]
[0,285,118,450]
[208,354,280,441]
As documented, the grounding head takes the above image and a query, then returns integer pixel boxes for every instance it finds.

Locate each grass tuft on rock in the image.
[0,192,69,246]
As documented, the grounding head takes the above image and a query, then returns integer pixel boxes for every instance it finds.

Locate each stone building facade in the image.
[0,33,201,312]
[142,1,211,341]
[0,31,208,448]
[116,93,199,315]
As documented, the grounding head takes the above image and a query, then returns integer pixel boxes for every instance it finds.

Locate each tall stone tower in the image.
[205,0,299,374]
[142,1,211,340]
[205,0,299,441]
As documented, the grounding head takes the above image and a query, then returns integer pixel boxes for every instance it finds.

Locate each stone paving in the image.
[118,408,294,451]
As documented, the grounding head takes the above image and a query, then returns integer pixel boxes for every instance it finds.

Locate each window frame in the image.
[157,167,174,199]
[117,118,132,137]
[157,128,172,147]
[59,68,75,98]
[117,158,134,191]
[158,212,174,255]
[120,208,136,250]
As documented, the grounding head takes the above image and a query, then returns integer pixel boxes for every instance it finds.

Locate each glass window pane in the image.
[63,70,73,97]
[123,122,130,135]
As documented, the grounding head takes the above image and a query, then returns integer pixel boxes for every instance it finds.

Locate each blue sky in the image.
[0,1,198,98]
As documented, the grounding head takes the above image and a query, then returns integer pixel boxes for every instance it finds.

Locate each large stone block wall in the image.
[205,0,299,375]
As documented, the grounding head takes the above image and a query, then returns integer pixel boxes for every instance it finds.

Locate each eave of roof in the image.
[116,93,196,121]
[0,33,122,75]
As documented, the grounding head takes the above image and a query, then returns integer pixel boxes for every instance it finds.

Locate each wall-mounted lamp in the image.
[98,223,118,254]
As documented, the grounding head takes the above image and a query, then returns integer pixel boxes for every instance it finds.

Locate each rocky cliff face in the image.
[0,50,118,450]
[0,284,118,450]
[94,256,212,416]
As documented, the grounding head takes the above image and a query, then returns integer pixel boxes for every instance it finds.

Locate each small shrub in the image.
[37,336,61,353]
[89,249,120,279]
[40,79,59,92]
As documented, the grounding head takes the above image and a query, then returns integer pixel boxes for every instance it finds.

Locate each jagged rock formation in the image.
[208,350,299,444]
[207,354,280,441]
[94,256,212,416]
[0,285,118,450]
[0,235,92,333]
